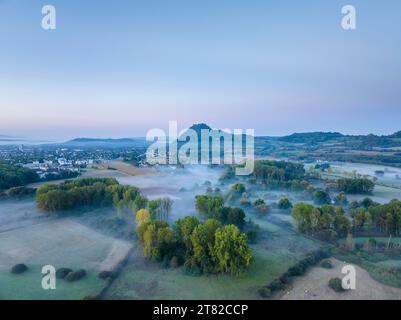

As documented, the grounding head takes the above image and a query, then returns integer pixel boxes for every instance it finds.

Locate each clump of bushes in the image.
[320,259,333,269]
[98,270,117,280]
[278,197,292,210]
[7,186,36,198]
[56,267,73,279]
[257,287,272,298]
[65,269,87,282]
[11,264,28,274]
[328,278,345,292]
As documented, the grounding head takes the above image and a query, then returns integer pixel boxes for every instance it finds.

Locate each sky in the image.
[0,0,400,141]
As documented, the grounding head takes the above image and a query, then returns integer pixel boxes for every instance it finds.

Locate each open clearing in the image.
[97,160,159,176]
[279,258,401,300]
[0,219,132,300]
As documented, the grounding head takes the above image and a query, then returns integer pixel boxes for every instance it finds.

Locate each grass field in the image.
[104,244,297,300]
[0,219,132,300]
[104,213,323,300]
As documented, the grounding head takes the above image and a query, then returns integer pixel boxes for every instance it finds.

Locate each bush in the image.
[56,267,73,279]
[11,264,28,274]
[268,278,285,291]
[258,287,272,298]
[320,259,333,269]
[98,271,117,280]
[328,278,345,292]
[287,263,306,277]
[278,197,292,210]
[65,269,87,282]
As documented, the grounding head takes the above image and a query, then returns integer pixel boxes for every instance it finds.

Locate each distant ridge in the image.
[278,132,344,143]
[61,137,148,148]
[388,131,401,139]
[65,138,138,144]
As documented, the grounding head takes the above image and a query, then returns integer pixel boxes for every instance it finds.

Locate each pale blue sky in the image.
[1,0,400,140]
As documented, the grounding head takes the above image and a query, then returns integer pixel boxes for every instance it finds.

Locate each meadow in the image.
[0,218,132,300]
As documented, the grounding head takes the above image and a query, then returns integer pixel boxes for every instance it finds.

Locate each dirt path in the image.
[279,258,401,300]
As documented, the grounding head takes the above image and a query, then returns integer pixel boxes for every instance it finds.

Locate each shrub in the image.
[320,259,333,269]
[65,269,87,282]
[253,198,265,206]
[258,287,272,298]
[287,263,306,277]
[56,267,73,279]
[268,278,285,291]
[11,264,28,274]
[328,278,345,292]
[278,197,292,210]
[98,271,117,280]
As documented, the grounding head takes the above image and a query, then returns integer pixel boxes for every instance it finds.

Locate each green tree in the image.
[195,195,224,216]
[213,225,253,276]
[278,197,292,210]
[314,190,331,205]
[189,219,221,273]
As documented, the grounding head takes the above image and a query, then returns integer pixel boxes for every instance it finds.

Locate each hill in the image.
[62,138,148,148]
[278,132,344,143]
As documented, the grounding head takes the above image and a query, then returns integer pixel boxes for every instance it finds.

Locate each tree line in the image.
[291,203,350,241]
[36,178,172,220]
[195,195,246,228]
[292,199,401,239]
[0,163,39,190]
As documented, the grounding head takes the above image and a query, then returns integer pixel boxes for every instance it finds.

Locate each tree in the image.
[159,197,173,221]
[141,220,173,260]
[314,190,331,205]
[292,202,315,233]
[195,195,224,216]
[174,216,200,254]
[213,225,253,276]
[337,178,374,194]
[334,192,348,206]
[224,207,246,228]
[148,199,161,219]
[0,163,39,190]
[132,194,148,212]
[292,203,350,239]
[278,197,292,210]
[135,208,150,226]
[189,219,221,273]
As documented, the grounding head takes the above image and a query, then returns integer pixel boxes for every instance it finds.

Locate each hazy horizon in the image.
[1,0,401,140]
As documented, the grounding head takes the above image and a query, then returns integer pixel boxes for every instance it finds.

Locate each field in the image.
[315,163,401,204]
[279,258,401,300]
[104,245,297,300]
[95,160,158,176]
[104,214,323,300]
[0,219,132,300]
